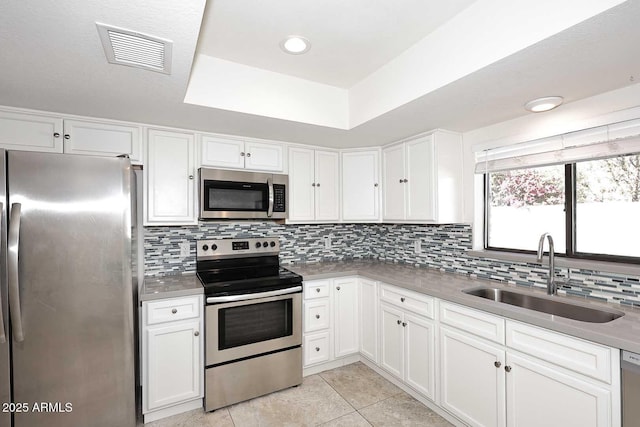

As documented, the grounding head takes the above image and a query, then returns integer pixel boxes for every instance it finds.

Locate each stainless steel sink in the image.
[463,287,625,323]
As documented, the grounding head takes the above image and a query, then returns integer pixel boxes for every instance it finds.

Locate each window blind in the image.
[474,118,640,173]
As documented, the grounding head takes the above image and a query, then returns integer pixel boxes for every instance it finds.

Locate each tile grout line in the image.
[314,372,360,425]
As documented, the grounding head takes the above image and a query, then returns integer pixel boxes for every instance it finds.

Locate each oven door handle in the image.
[267,177,274,218]
[206,285,301,304]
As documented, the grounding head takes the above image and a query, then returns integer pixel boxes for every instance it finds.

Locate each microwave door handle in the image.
[8,203,24,342]
[0,202,5,343]
[267,178,274,217]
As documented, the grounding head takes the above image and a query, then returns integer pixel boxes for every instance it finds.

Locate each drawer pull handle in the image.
[316,288,320,293]
[194,331,199,337]
[315,314,320,319]
[494,361,501,368]
[400,297,405,302]
[171,308,177,314]
[397,320,401,325]
[315,347,320,352]
[505,366,512,373]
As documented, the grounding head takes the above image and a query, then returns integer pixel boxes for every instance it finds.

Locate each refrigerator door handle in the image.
[0,202,5,344]
[8,203,24,342]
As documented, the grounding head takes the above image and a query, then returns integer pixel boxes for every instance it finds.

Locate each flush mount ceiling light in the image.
[280,36,311,55]
[524,96,564,113]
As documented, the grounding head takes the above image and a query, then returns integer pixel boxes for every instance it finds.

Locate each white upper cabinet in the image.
[201,135,283,172]
[341,150,380,221]
[63,119,142,163]
[0,110,63,152]
[288,147,339,222]
[145,129,196,225]
[382,130,463,223]
[0,110,143,162]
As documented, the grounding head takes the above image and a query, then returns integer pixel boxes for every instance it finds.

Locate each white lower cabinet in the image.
[358,278,378,362]
[302,278,358,368]
[379,284,436,401]
[439,301,620,427]
[142,295,204,422]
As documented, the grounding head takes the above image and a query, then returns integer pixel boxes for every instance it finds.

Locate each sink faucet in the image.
[537,233,557,295]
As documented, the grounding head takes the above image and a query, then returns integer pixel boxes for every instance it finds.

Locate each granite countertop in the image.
[140,274,203,302]
[287,260,640,354]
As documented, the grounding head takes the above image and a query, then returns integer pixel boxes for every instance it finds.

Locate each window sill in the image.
[467,250,640,277]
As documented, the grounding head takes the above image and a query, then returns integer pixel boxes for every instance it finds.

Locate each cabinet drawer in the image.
[304,332,330,366]
[146,296,201,325]
[304,300,330,333]
[506,320,614,383]
[304,280,330,300]
[380,284,434,319]
[439,301,505,344]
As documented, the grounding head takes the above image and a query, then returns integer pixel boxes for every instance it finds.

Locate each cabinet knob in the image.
[397,319,401,325]
[315,347,320,352]
[246,152,251,157]
[374,183,379,187]
[402,322,407,327]
[399,179,403,184]
[403,178,408,183]
[316,288,320,293]
[171,308,177,314]
[312,183,316,187]
[336,286,340,291]
[194,331,199,337]
[53,132,60,138]
[315,314,320,319]
[189,175,194,180]
[316,183,320,187]
[494,361,502,368]
[64,134,70,140]
[400,297,405,302]
[240,152,245,156]
[505,366,512,373]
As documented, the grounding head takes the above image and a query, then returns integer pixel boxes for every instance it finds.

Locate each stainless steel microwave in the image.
[199,168,288,219]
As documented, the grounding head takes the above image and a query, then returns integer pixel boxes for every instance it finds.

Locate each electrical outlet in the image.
[414,239,422,254]
[179,242,190,258]
[324,235,332,249]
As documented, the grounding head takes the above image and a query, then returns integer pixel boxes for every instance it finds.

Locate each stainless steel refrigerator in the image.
[0,150,137,427]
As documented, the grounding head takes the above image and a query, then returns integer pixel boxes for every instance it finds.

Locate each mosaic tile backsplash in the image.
[144,222,640,306]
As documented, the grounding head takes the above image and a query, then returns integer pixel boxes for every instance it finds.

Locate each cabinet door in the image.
[288,147,315,221]
[333,278,359,358]
[380,303,404,379]
[359,279,378,362]
[314,150,340,221]
[440,326,506,427]
[145,320,201,411]
[201,135,245,169]
[146,130,196,224]
[404,313,435,400]
[382,144,405,220]
[341,150,380,221]
[63,119,142,163]
[405,136,435,221]
[244,141,283,172]
[506,352,612,427]
[0,110,63,152]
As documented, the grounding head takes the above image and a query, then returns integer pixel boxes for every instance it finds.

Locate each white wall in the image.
[461,82,640,247]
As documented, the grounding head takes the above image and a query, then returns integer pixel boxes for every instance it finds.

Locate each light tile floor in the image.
[145,362,454,427]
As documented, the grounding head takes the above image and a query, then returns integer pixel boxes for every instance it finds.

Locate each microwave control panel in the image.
[273,184,286,212]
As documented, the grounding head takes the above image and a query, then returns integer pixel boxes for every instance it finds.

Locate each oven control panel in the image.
[197,237,280,259]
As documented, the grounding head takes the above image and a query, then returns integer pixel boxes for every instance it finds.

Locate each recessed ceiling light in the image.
[280,36,311,55]
[524,96,564,113]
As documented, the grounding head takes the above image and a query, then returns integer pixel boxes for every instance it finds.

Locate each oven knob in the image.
[263,241,268,248]
[211,244,218,251]
[256,242,262,248]
[202,244,209,251]
[270,241,276,247]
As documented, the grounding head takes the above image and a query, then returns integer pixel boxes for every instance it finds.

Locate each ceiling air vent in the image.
[96,23,172,74]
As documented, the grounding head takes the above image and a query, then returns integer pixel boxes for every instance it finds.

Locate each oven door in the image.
[206,287,302,366]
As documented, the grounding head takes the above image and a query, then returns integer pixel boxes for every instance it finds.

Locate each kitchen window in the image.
[476,118,640,264]
[484,154,640,262]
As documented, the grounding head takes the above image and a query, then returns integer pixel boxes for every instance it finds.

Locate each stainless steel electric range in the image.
[196,237,303,411]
